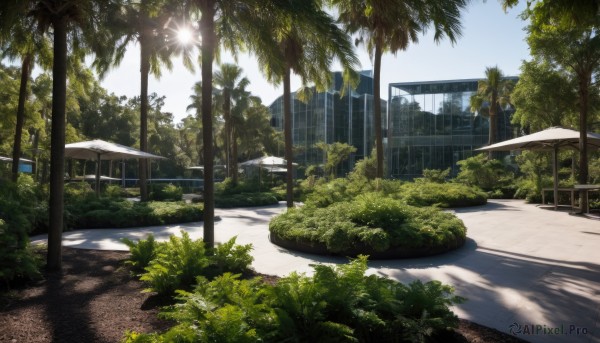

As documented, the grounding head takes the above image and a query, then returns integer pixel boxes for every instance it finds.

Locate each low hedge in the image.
[66,198,203,229]
[397,181,487,207]
[215,192,279,208]
[304,178,486,209]
[269,194,467,258]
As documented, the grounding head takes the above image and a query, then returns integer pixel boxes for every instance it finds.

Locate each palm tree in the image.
[255,0,359,208]
[0,10,51,182]
[331,0,468,178]
[93,0,188,201]
[213,63,250,184]
[469,66,513,147]
[1,0,113,270]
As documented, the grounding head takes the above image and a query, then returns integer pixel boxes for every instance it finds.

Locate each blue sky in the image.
[99,1,530,124]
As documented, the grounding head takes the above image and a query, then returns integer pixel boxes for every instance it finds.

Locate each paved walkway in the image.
[31,199,600,343]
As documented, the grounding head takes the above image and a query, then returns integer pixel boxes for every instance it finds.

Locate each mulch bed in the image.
[0,248,528,343]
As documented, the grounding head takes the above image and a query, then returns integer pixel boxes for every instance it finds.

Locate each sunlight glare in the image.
[177,28,193,45]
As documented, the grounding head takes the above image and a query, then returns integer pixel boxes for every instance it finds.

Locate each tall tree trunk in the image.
[11,53,32,182]
[139,30,150,201]
[577,73,590,212]
[47,17,68,271]
[232,126,238,185]
[223,88,231,179]
[373,43,384,178]
[284,65,294,208]
[200,0,216,249]
[488,93,498,146]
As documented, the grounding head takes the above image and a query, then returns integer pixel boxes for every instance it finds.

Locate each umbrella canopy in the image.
[239,156,297,166]
[477,127,600,210]
[65,139,165,160]
[70,174,121,181]
[477,127,600,152]
[65,139,165,195]
[0,156,34,163]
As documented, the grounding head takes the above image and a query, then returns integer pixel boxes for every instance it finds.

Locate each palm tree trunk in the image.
[200,0,216,249]
[373,43,384,178]
[577,73,590,212]
[232,126,238,185]
[488,93,498,146]
[284,65,294,208]
[11,53,32,182]
[223,88,231,179]
[139,30,150,201]
[47,16,68,271]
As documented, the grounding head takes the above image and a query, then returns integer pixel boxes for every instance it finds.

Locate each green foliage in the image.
[121,234,164,275]
[315,141,357,179]
[0,176,44,287]
[105,184,127,198]
[215,192,278,208]
[348,149,378,180]
[270,194,467,253]
[140,232,210,295]
[125,234,254,296]
[126,256,464,342]
[421,168,450,183]
[455,154,515,195]
[65,198,203,229]
[64,182,95,202]
[304,177,485,209]
[398,181,487,208]
[211,237,254,275]
[513,151,552,203]
[149,183,183,201]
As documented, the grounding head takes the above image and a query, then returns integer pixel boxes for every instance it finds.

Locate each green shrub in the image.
[105,184,126,198]
[64,182,95,202]
[455,154,515,194]
[121,234,164,275]
[0,177,44,287]
[149,183,183,201]
[210,237,254,275]
[398,181,487,207]
[65,199,203,229]
[215,192,278,208]
[126,234,254,296]
[125,256,464,343]
[270,194,467,253]
[140,231,210,295]
[421,168,450,183]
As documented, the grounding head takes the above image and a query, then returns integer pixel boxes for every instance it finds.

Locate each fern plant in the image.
[140,231,209,295]
[121,234,163,275]
[210,237,254,275]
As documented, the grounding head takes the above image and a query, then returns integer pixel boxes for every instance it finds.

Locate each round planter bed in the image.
[269,231,466,260]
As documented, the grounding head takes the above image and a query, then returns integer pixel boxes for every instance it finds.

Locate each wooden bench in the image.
[541,187,576,209]
[573,184,600,214]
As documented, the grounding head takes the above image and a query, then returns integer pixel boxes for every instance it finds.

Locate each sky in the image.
[98,1,531,125]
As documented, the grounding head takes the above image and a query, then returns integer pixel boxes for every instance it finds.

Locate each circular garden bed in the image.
[269,193,467,259]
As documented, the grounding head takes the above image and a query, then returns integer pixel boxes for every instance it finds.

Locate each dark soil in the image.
[0,248,528,343]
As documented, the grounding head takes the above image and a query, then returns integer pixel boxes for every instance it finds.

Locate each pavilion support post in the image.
[552,145,559,210]
[96,152,101,197]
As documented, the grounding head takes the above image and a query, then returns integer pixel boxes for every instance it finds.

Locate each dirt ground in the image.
[0,248,528,343]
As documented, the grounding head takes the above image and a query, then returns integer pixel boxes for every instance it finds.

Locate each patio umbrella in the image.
[240,156,296,189]
[477,127,600,209]
[65,139,165,195]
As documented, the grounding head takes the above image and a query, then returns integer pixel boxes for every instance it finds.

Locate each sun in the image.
[177,28,194,45]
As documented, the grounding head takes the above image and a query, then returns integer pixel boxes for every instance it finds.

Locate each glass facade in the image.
[270,71,387,176]
[388,78,517,179]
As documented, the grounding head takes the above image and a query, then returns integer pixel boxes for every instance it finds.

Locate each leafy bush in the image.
[398,181,487,207]
[125,233,254,295]
[124,256,464,343]
[421,168,450,183]
[65,199,203,229]
[105,184,127,198]
[215,192,278,208]
[0,176,44,287]
[455,154,515,197]
[149,183,183,201]
[121,234,164,275]
[270,194,467,254]
[140,232,210,295]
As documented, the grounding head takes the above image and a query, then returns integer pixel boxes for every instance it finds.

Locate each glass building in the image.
[387,78,517,179]
[269,71,387,176]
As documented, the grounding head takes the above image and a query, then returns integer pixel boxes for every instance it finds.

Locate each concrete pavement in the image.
[31,199,600,343]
